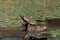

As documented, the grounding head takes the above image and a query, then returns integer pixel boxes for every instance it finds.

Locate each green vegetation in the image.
[50,30,60,40]
[50,30,60,37]
[0,0,60,27]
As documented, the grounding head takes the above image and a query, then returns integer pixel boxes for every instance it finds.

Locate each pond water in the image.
[0,37,60,40]
[0,38,23,40]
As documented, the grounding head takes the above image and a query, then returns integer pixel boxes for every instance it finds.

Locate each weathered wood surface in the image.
[0,28,25,37]
[0,28,51,38]
[47,19,60,30]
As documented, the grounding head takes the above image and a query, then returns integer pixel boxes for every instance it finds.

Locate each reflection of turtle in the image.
[20,15,51,40]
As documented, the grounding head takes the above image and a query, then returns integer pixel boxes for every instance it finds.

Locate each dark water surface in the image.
[0,37,60,40]
[0,38,23,40]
